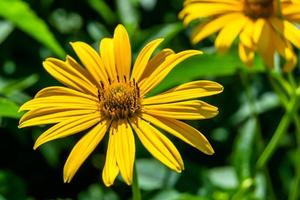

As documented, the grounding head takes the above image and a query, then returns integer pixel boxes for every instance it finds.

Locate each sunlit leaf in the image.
[136,158,180,191]
[0,98,20,119]
[208,166,238,189]
[0,0,65,57]
[0,74,39,95]
[87,0,116,25]
[233,118,257,181]
[0,21,13,44]
[116,0,139,35]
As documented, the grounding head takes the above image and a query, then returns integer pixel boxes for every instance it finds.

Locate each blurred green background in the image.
[0,0,298,199]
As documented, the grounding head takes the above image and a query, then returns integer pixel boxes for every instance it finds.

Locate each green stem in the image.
[289,114,300,200]
[132,164,142,200]
[276,0,283,18]
[257,94,300,168]
[239,72,277,200]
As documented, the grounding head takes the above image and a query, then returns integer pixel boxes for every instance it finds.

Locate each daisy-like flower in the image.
[19,25,223,186]
[179,0,300,71]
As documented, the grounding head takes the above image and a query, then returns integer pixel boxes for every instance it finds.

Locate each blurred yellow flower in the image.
[19,25,223,186]
[179,0,300,71]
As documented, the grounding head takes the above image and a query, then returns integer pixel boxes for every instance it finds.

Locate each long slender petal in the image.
[131,39,164,82]
[99,38,117,81]
[35,86,98,102]
[141,113,214,155]
[102,123,120,187]
[64,120,110,183]
[270,17,300,48]
[140,49,174,80]
[191,12,244,44]
[143,80,223,105]
[70,42,108,84]
[139,50,201,96]
[144,100,219,120]
[215,16,248,52]
[33,113,101,149]
[179,3,243,26]
[43,59,96,95]
[19,108,97,128]
[114,25,131,79]
[114,119,135,185]
[19,96,98,111]
[130,117,184,172]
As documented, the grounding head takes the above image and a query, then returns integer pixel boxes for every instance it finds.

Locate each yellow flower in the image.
[179,0,300,71]
[19,25,223,186]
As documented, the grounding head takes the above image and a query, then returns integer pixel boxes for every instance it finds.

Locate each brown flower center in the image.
[98,77,141,119]
[244,0,274,19]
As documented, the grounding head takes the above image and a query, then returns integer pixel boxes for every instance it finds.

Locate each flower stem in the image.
[257,95,299,168]
[132,164,142,200]
[288,114,300,200]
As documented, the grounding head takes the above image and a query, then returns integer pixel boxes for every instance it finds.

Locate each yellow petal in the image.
[33,113,100,149]
[260,35,275,69]
[102,124,120,187]
[179,2,243,26]
[19,96,98,111]
[191,13,244,44]
[238,42,255,67]
[70,42,108,84]
[66,55,99,86]
[99,38,117,81]
[141,113,214,155]
[140,49,174,80]
[239,20,254,49]
[113,24,132,79]
[35,86,98,102]
[272,33,297,72]
[215,16,248,52]
[43,59,96,95]
[19,108,96,128]
[64,120,110,183]
[143,80,223,105]
[139,50,201,96]
[253,19,271,53]
[114,119,135,185]
[130,117,184,172]
[270,17,300,48]
[131,38,164,82]
[144,100,219,120]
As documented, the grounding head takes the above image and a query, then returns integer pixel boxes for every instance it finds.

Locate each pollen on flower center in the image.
[98,77,141,119]
[244,0,274,19]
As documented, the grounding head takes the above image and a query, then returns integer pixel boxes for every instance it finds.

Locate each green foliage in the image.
[0,0,64,57]
[0,0,299,199]
[0,98,20,119]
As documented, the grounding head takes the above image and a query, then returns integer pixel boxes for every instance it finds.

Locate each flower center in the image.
[98,77,141,119]
[244,0,274,19]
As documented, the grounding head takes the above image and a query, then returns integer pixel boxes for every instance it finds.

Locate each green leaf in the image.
[232,118,257,181]
[231,92,280,124]
[149,190,180,200]
[136,158,180,190]
[141,23,183,47]
[208,166,238,190]
[0,97,21,119]
[0,0,65,57]
[87,0,116,25]
[0,74,39,95]
[150,49,265,95]
[0,170,27,200]
[116,0,139,35]
[78,184,119,200]
[0,21,13,44]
